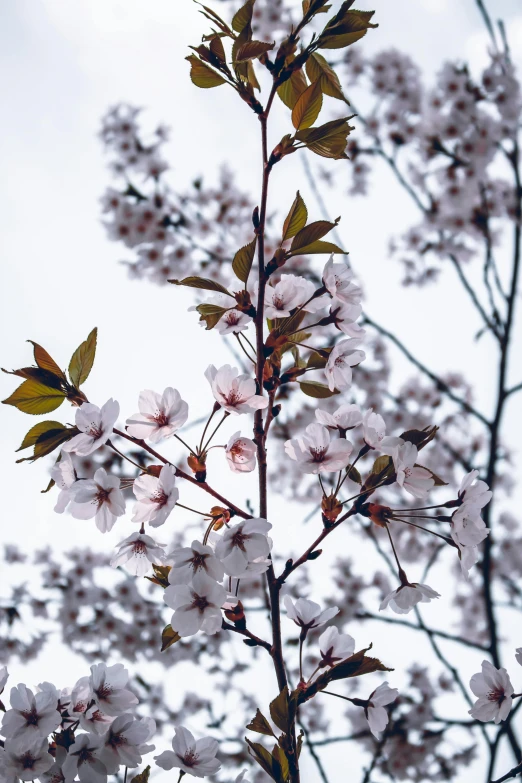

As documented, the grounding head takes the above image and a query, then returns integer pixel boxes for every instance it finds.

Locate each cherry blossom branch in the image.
[301,150,496,419]
[221,620,272,653]
[363,314,491,427]
[490,761,522,783]
[355,612,489,652]
[112,427,249,518]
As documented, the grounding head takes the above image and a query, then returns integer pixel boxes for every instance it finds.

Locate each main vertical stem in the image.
[254,91,300,783]
[482,141,522,771]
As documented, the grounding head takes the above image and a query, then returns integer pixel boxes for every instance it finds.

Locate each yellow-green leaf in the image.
[290,240,347,256]
[131,766,150,783]
[161,624,181,651]
[16,423,77,463]
[169,277,232,296]
[232,0,255,33]
[269,688,290,733]
[297,117,354,159]
[277,69,308,110]
[282,192,308,241]
[246,709,275,736]
[3,380,66,415]
[232,237,257,283]
[290,219,338,251]
[17,420,67,451]
[186,55,226,88]
[306,52,347,101]
[291,79,323,130]
[235,40,275,62]
[28,342,66,381]
[68,328,97,388]
[299,380,339,398]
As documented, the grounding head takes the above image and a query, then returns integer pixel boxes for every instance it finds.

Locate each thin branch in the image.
[364,314,490,427]
[356,611,489,652]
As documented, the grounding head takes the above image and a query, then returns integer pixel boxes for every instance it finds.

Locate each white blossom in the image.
[155,726,220,778]
[215,310,251,335]
[63,399,119,456]
[315,403,362,431]
[50,453,77,513]
[323,256,358,303]
[317,626,355,667]
[168,541,224,585]
[80,706,115,736]
[392,441,434,498]
[458,470,492,510]
[366,683,399,738]
[469,661,513,723]
[132,465,178,528]
[0,667,8,694]
[99,714,155,773]
[325,339,365,391]
[71,468,125,533]
[164,572,227,637]
[89,663,138,716]
[380,583,440,614]
[111,532,166,576]
[285,422,353,474]
[126,388,188,443]
[225,432,257,473]
[362,409,401,452]
[284,596,339,630]
[214,518,272,576]
[1,738,54,782]
[205,365,267,414]
[1,684,60,744]
[62,733,107,783]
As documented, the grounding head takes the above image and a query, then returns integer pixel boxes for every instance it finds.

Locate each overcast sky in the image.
[1,1,522,780]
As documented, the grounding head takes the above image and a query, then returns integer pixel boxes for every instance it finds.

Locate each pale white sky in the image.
[1,1,522,780]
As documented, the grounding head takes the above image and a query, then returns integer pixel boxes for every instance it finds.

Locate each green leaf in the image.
[28,342,66,381]
[297,117,354,159]
[290,219,339,251]
[195,304,228,330]
[318,9,378,49]
[246,709,275,737]
[291,79,323,130]
[2,380,66,415]
[232,237,257,283]
[169,276,232,296]
[306,349,331,369]
[299,380,339,398]
[161,624,181,651]
[282,192,308,241]
[346,463,362,484]
[235,40,275,61]
[68,328,97,388]
[401,426,438,451]
[231,0,256,33]
[269,688,290,733]
[186,55,226,88]
[289,240,347,256]
[17,420,67,451]
[2,366,66,391]
[305,52,347,101]
[130,767,150,783]
[245,739,276,779]
[16,421,78,463]
[277,69,308,110]
[372,455,391,474]
[272,745,289,783]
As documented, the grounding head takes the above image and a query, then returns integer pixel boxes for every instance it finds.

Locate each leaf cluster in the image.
[3,329,98,462]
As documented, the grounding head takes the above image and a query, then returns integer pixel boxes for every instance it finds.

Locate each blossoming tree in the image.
[2,1,522,782]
